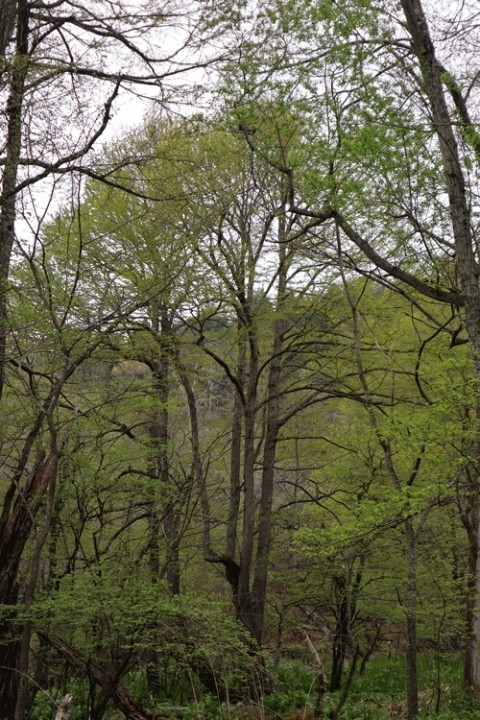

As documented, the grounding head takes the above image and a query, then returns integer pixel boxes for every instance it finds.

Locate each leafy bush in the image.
[274,659,317,693]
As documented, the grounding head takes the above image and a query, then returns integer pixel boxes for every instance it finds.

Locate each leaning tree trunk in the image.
[14,462,58,720]
[399,0,480,690]
[42,633,152,720]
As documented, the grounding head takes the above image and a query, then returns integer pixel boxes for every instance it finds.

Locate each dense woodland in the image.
[2,1,480,719]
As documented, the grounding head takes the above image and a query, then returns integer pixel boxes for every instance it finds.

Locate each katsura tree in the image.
[61,120,288,668]
[159,114,362,657]
[80,114,355,668]
[15,119,297,707]
[34,122,285,702]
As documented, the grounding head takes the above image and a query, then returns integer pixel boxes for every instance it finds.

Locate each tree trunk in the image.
[405,517,419,720]
[0,9,31,712]
[462,489,478,688]
[0,0,16,56]
[236,328,259,639]
[399,0,480,690]
[145,311,179,698]
[250,226,288,645]
[0,453,57,716]
[14,465,58,720]
[329,576,350,692]
[226,328,245,560]
[304,632,327,720]
[0,0,28,402]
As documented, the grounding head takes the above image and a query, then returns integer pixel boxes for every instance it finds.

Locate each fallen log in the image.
[39,632,183,720]
[41,632,148,720]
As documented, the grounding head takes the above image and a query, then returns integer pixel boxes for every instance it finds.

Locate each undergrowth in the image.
[31,653,480,720]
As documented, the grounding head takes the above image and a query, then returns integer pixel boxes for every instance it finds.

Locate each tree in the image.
[0,4,225,713]
[267,277,467,711]
[0,225,150,717]
[0,0,218,395]
[82,117,354,661]
[215,0,480,702]
[396,3,480,692]
[162,116,360,656]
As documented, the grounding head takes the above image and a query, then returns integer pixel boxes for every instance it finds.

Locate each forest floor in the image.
[32,653,480,720]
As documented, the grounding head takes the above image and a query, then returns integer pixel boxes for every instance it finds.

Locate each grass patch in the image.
[263,654,479,719]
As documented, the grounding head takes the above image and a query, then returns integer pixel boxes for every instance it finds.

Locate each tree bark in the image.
[0,0,16,57]
[236,319,259,638]
[250,220,289,644]
[0,0,28,402]
[0,452,58,715]
[461,482,478,688]
[329,575,350,692]
[405,517,419,720]
[144,309,179,698]
[227,326,245,560]
[399,0,480,690]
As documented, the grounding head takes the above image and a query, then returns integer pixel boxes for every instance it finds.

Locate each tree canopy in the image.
[2,2,480,720]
